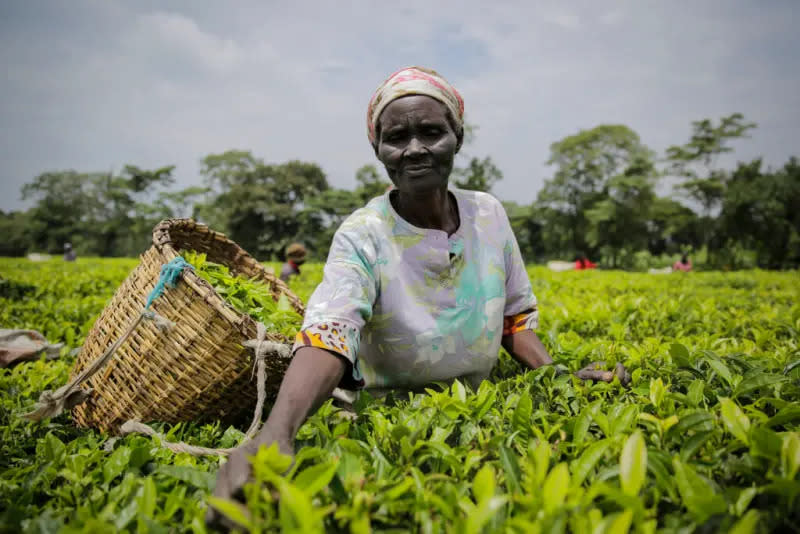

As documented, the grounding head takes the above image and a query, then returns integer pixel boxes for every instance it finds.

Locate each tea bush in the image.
[1,258,798,533]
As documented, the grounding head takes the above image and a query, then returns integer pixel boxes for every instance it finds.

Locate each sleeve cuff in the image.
[292,321,365,390]
[502,307,539,336]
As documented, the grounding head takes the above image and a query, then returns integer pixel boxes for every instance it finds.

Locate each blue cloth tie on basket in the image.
[145,256,193,310]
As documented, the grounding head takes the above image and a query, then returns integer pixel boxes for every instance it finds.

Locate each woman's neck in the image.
[392,187,459,235]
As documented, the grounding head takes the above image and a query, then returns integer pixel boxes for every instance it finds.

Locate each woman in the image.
[673,254,692,272]
[209,67,625,517]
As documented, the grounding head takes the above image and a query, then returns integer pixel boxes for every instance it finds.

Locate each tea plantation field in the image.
[1,258,798,533]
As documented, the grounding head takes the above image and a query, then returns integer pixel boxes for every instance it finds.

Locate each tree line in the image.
[1,113,797,269]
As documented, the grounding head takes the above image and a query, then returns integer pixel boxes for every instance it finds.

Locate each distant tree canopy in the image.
[3,113,798,269]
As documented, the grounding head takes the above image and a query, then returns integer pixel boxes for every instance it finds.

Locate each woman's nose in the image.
[404,136,425,156]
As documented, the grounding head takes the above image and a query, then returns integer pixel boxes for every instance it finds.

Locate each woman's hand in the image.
[205,346,347,530]
[501,330,631,386]
[574,361,631,386]
[206,430,293,530]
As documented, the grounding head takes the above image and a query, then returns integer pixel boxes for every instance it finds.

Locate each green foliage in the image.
[4,112,800,269]
[665,113,758,267]
[183,251,302,337]
[19,166,186,257]
[2,259,799,532]
[196,151,331,260]
[719,157,800,268]
[535,124,659,264]
[453,156,503,193]
[354,164,390,203]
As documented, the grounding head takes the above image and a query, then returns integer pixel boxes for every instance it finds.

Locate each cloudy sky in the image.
[1,1,798,211]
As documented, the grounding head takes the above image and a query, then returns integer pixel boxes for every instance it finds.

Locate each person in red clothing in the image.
[574,255,597,270]
[673,254,692,272]
[279,243,307,282]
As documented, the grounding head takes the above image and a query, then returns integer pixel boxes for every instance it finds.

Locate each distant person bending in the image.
[208,67,628,526]
[279,243,307,282]
[63,243,76,262]
[575,255,596,270]
[673,254,692,272]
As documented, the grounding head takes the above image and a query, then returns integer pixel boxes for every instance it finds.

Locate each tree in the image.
[19,165,177,256]
[21,170,96,253]
[453,156,503,192]
[536,125,656,261]
[450,121,504,193]
[502,201,541,262]
[719,158,800,268]
[585,170,657,267]
[354,164,390,203]
[303,188,363,257]
[646,197,701,256]
[198,151,330,259]
[666,114,757,265]
[0,210,32,256]
[666,113,756,215]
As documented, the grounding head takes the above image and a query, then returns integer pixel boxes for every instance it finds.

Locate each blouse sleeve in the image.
[292,226,379,389]
[496,200,539,334]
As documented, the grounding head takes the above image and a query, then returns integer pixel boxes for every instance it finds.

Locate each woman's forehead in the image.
[379,95,449,125]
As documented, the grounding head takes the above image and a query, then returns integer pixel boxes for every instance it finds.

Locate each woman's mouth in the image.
[404,165,432,175]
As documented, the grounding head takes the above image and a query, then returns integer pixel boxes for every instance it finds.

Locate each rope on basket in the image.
[119,322,293,456]
[21,257,190,421]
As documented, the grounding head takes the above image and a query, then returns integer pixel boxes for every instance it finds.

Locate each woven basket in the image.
[70,219,304,433]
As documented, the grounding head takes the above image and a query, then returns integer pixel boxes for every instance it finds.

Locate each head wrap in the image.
[367,66,464,146]
[286,242,307,261]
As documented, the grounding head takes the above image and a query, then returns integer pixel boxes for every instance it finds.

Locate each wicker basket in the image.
[70,219,304,433]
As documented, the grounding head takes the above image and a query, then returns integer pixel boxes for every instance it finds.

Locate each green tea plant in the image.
[183,251,302,338]
[1,257,798,533]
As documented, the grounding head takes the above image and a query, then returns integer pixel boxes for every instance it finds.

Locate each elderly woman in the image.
[210,67,625,512]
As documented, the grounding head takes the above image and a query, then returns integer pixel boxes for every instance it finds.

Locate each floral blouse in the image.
[292,187,538,394]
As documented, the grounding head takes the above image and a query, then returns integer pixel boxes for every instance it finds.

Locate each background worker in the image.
[63,243,76,262]
[279,243,307,282]
[673,254,692,272]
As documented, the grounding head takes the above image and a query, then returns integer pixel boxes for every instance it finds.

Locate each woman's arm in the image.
[260,346,347,443]
[207,346,346,526]
[501,329,553,369]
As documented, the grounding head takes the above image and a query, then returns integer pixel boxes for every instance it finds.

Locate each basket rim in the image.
[150,218,305,336]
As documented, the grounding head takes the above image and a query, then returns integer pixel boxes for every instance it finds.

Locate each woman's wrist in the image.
[251,424,293,452]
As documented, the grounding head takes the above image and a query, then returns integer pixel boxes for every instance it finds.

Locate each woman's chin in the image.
[397,173,447,192]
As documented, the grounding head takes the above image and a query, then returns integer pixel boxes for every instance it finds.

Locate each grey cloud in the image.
[1,0,798,212]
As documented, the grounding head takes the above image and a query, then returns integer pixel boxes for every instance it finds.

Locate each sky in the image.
[1,1,798,211]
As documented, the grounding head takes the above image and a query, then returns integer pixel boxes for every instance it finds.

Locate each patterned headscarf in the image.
[367,66,464,146]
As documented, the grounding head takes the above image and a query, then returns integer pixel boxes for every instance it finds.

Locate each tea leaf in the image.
[720,397,751,445]
[620,431,647,496]
[782,432,800,480]
[542,463,569,513]
[207,497,253,530]
[729,509,760,534]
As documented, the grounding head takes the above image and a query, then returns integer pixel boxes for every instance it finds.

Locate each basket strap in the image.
[20,258,189,421]
[119,322,293,456]
[21,310,174,421]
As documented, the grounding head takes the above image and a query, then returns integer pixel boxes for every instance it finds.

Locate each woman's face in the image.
[375,95,461,194]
